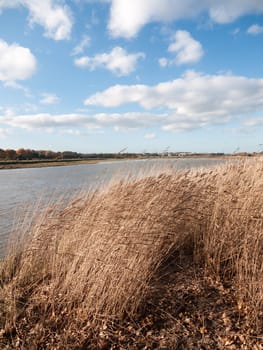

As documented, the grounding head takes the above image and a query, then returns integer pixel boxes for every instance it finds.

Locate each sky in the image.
[0,0,263,154]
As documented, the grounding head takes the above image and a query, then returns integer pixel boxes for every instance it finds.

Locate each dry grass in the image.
[0,159,262,349]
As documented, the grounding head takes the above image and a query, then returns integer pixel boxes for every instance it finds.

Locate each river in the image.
[0,158,224,256]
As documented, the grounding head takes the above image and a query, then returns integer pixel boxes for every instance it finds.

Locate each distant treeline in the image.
[0,148,137,161]
[0,148,261,161]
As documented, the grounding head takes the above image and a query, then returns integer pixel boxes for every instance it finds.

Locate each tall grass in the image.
[0,159,262,348]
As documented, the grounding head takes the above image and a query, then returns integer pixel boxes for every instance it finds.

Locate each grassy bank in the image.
[0,159,262,349]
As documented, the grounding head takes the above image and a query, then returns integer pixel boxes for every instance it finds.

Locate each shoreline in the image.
[0,155,258,170]
[0,158,129,170]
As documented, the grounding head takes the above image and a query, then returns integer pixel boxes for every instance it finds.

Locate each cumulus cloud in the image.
[0,110,232,133]
[0,0,20,11]
[0,0,72,40]
[0,39,36,82]
[71,35,90,56]
[106,0,263,38]
[0,113,96,130]
[74,47,145,76]
[160,30,204,66]
[84,71,263,127]
[2,71,263,134]
[168,31,203,64]
[95,112,163,129]
[162,117,229,132]
[0,109,257,134]
[247,24,263,35]
[40,93,60,105]
[108,0,204,38]
[0,112,166,131]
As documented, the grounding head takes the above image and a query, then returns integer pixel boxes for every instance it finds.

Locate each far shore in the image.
[0,158,127,170]
[0,154,258,170]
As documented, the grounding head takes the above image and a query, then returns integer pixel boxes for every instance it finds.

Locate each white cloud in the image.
[243,118,263,127]
[2,71,263,134]
[0,108,260,134]
[40,93,60,105]
[0,39,36,82]
[0,110,232,133]
[85,84,146,107]
[95,112,163,129]
[3,80,30,96]
[0,0,20,11]
[160,30,204,66]
[107,0,203,38]
[0,113,95,130]
[0,112,165,131]
[84,71,263,127]
[74,47,145,76]
[106,0,263,38]
[0,0,72,40]
[247,24,263,35]
[71,35,90,56]
[209,2,263,24]
[144,133,156,139]
[159,57,168,68]
[0,107,16,117]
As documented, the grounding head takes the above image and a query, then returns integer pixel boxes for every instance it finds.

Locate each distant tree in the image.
[31,150,40,159]
[38,150,47,159]
[56,152,62,159]
[44,150,57,159]
[16,148,33,160]
[62,151,80,159]
[16,148,27,160]
[25,149,33,159]
[5,149,17,160]
[0,149,6,160]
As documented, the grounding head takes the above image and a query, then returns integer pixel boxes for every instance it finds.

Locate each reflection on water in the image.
[0,158,224,256]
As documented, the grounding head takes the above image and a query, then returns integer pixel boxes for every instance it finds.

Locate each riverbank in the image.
[0,158,128,169]
[0,154,253,170]
[1,159,262,348]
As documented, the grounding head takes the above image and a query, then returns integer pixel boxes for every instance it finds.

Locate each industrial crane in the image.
[118,147,128,154]
[163,146,170,156]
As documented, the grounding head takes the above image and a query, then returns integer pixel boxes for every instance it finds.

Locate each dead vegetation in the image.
[0,159,262,349]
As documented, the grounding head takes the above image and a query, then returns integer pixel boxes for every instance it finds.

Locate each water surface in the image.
[0,158,224,256]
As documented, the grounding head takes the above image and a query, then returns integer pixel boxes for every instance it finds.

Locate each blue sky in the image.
[0,0,263,153]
